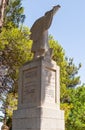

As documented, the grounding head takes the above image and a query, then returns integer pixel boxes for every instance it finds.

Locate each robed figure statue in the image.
[30,5,61,59]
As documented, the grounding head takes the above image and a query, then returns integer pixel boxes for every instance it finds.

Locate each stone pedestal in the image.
[12,57,65,130]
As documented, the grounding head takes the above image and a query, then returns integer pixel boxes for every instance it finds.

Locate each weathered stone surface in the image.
[18,57,60,109]
[30,5,61,59]
[12,57,65,130]
[12,107,64,130]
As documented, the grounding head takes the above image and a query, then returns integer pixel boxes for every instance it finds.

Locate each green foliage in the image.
[49,36,81,102]
[0,33,82,130]
[0,2,83,128]
[65,58,81,88]
[61,103,73,123]
[49,36,84,130]
[66,86,85,130]
[6,92,17,129]
[4,0,25,28]
[6,92,18,117]
[0,26,33,129]
[0,26,32,94]
[0,0,31,129]
[0,92,17,129]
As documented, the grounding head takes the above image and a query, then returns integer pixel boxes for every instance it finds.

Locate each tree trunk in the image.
[0,0,8,28]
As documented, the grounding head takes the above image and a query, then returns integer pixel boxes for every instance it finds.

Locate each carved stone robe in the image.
[30,9,53,53]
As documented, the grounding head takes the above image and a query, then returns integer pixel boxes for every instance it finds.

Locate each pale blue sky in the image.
[0,0,85,128]
[22,0,85,84]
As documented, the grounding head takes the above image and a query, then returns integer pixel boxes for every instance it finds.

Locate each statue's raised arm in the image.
[30,5,61,59]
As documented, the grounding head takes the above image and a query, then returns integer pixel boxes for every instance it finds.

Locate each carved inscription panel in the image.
[44,67,56,103]
[22,67,37,104]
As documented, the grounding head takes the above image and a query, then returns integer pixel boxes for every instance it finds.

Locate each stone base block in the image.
[12,107,65,130]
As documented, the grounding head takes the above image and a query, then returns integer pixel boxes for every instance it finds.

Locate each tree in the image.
[0,26,32,95]
[49,36,81,101]
[49,36,82,129]
[0,32,82,129]
[4,0,25,28]
[0,1,82,127]
[66,86,85,130]
[0,1,29,129]
[6,92,17,129]
[0,26,32,129]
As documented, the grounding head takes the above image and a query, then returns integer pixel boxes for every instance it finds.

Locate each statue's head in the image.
[45,5,61,16]
[52,5,61,15]
[53,5,61,9]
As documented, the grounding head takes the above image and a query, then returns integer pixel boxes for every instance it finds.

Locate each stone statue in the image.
[30,5,61,59]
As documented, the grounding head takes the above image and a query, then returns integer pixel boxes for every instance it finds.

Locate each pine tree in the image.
[4,0,25,28]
